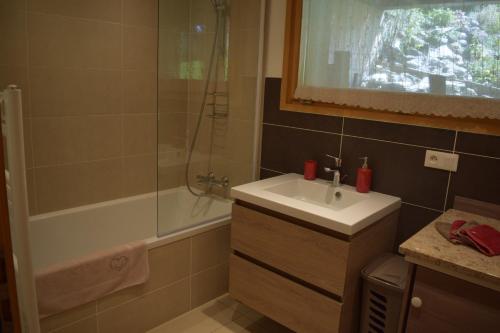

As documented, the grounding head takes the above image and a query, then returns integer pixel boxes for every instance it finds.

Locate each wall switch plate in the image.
[424,150,459,172]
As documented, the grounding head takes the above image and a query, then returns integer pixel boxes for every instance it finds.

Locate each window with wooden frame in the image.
[281,0,500,135]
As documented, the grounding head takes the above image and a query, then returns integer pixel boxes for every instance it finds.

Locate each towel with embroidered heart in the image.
[435,220,500,256]
[36,240,149,318]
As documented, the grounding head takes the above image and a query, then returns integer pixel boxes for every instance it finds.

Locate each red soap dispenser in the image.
[356,157,372,193]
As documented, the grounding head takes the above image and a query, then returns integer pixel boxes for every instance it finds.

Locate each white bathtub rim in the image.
[146,215,232,250]
[29,192,157,222]
[29,186,232,222]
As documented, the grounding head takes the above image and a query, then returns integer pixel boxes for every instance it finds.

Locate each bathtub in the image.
[29,187,233,271]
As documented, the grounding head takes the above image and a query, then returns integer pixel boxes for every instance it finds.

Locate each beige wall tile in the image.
[158,0,189,31]
[40,301,96,333]
[25,169,38,215]
[0,66,30,116]
[188,33,215,81]
[158,112,186,147]
[123,114,157,155]
[158,30,187,76]
[189,0,216,33]
[31,116,87,166]
[124,70,158,114]
[29,68,122,116]
[97,239,190,311]
[85,159,123,204]
[122,154,157,196]
[191,263,229,309]
[124,0,158,27]
[34,163,89,213]
[97,278,190,333]
[191,226,230,274]
[124,26,157,71]
[157,164,184,190]
[214,118,255,165]
[28,0,121,23]
[230,0,262,31]
[158,77,188,114]
[186,113,212,155]
[86,115,122,160]
[51,316,98,333]
[28,12,121,69]
[0,0,26,11]
[23,118,33,168]
[0,7,26,66]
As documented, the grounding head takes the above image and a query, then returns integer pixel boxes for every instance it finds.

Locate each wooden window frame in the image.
[280,0,500,135]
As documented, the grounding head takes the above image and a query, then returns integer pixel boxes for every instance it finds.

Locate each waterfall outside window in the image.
[296,0,500,119]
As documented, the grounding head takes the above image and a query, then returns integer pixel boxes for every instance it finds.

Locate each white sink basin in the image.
[231,174,401,235]
[265,178,367,211]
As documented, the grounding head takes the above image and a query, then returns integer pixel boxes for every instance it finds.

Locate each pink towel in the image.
[36,241,149,318]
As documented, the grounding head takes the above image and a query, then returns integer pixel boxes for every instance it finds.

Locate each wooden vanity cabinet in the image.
[229,202,399,333]
[406,266,500,333]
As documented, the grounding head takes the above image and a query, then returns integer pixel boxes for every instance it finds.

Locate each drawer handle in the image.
[411,297,423,308]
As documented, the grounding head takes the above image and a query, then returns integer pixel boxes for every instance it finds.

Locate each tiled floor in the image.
[146,294,293,333]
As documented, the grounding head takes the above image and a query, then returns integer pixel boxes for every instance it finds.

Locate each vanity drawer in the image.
[231,203,349,296]
[229,254,342,333]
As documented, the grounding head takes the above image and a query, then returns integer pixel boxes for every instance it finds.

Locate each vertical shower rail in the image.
[1,85,40,332]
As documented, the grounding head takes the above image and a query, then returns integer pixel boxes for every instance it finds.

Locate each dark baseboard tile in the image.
[395,203,443,248]
[260,123,341,180]
[259,168,285,180]
[446,153,500,209]
[456,131,500,159]
[341,135,449,211]
[343,117,456,151]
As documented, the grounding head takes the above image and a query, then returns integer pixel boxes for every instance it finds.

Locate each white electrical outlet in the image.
[424,150,459,172]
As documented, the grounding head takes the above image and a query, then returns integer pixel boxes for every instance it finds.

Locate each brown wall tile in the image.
[123,114,157,155]
[28,13,121,69]
[28,0,121,22]
[190,264,229,309]
[122,154,157,196]
[31,117,87,166]
[456,132,500,158]
[261,124,341,179]
[51,316,97,333]
[341,136,449,210]
[395,204,442,246]
[343,118,455,150]
[124,0,158,27]
[97,278,190,333]
[85,159,123,203]
[40,301,96,333]
[259,168,283,180]
[124,26,157,71]
[86,115,122,160]
[0,6,26,66]
[447,154,500,207]
[191,226,230,274]
[34,164,88,213]
[123,71,158,114]
[30,68,122,117]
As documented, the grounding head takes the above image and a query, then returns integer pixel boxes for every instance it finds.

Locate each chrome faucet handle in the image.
[323,167,336,173]
[325,154,342,168]
[221,176,230,188]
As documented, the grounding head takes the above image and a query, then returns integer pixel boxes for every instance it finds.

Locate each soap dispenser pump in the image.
[356,157,372,193]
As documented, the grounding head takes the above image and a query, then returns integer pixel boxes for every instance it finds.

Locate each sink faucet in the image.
[324,154,342,187]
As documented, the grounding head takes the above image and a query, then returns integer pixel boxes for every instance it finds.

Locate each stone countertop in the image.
[399,209,500,291]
